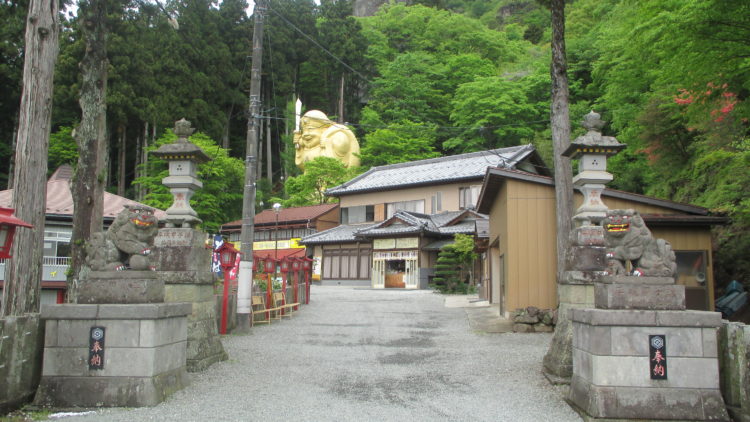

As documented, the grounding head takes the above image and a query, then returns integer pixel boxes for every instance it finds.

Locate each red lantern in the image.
[0,207,32,259]
[303,258,312,270]
[264,258,275,273]
[215,242,240,272]
[280,258,290,273]
[292,258,301,271]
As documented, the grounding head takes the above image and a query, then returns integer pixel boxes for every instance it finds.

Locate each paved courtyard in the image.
[64,286,581,421]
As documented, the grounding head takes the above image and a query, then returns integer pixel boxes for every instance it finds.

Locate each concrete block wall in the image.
[569,309,728,420]
[719,321,750,422]
[0,314,44,414]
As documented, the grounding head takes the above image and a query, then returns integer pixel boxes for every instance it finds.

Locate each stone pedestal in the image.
[153,228,227,372]
[544,226,607,383]
[35,303,191,408]
[568,276,729,421]
[77,271,165,304]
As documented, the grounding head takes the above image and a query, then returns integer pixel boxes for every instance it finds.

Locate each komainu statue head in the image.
[602,209,676,277]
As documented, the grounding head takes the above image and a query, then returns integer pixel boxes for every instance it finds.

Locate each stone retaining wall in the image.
[0,314,44,414]
[719,321,750,422]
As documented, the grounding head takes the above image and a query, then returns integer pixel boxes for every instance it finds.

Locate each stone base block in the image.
[153,228,212,274]
[599,275,675,285]
[595,283,685,310]
[35,303,191,408]
[570,308,729,421]
[566,246,607,272]
[570,226,606,247]
[35,366,189,408]
[558,284,596,305]
[185,316,227,372]
[568,376,728,421]
[0,315,44,414]
[565,271,608,285]
[78,271,164,304]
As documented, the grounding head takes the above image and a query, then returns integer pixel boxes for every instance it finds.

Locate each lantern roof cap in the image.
[563,111,625,158]
[151,118,211,163]
[0,207,32,228]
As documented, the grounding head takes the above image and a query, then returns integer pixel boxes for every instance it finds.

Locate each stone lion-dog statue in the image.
[601,209,676,277]
[86,205,159,271]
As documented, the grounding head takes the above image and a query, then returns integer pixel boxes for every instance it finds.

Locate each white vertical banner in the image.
[236,261,253,314]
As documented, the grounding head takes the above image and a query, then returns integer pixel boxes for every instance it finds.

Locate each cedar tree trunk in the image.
[550,0,573,283]
[1,0,59,316]
[68,0,108,303]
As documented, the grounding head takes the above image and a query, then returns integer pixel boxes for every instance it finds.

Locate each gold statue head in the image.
[294,109,360,171]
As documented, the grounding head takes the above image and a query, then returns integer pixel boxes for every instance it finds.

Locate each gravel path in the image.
[61,286,581,422]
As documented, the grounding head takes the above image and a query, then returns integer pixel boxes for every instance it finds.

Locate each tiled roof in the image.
[300,223,376,244]
[0,165,166,220]
[326,144,537,196]
[300,210,486,245]
[221,203,339,230]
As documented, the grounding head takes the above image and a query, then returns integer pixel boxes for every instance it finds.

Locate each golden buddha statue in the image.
[293,110,360,172]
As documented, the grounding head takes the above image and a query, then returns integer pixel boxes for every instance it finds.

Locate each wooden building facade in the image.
[477,168,726,317]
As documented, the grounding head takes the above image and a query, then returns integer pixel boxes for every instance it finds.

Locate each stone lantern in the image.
[151,118,210,228]
[562,111,625,226]
[543,111,625,383]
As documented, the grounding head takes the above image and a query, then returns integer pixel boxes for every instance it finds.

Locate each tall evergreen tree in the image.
[1,0,59,316]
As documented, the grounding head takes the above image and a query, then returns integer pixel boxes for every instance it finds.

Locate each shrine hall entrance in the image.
[384,260,406,288]
[372,251,418,289]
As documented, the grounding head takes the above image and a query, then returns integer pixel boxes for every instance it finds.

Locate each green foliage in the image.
[359,4,534,157]
[359,118,440,167]
[254,277,282,292]
[431,234,478,294]
[0,0,29,187]
[132,130,244,232]
[48,126,79,172]
[565,0,750,282]
[452,233,478,267]
[283,156,357,207]
[446,76,538,152]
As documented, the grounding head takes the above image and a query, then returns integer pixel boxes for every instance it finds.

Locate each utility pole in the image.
[236,0,267,332]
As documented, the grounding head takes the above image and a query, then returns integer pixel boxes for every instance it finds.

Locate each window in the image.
[294,228,315,238]
[44,229,72,258]
[431,192,442,213]
[322,248,371,280]
[342,205,375,224]
[253,231,272,241]
[459,185,482,209]
[386,200,424,218]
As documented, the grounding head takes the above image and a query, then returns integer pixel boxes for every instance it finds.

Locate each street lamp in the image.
[216,241,240,334]
[0,207,33,259]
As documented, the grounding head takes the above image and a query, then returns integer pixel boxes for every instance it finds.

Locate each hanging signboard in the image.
[373,239,396,250]
[252,238,304,251]
[396,237,419,248]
